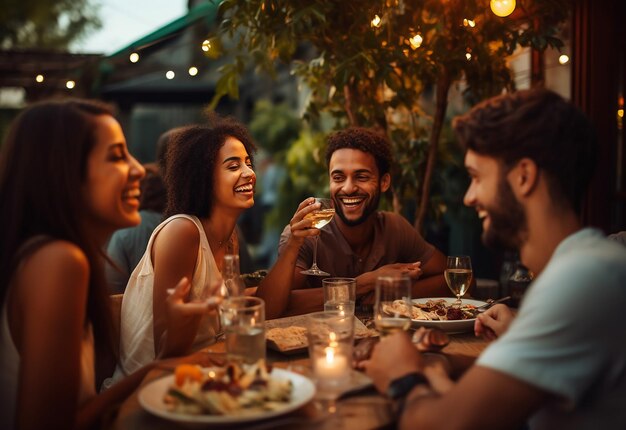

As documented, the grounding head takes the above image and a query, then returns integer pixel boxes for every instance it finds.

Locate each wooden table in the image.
[110,332,488,430]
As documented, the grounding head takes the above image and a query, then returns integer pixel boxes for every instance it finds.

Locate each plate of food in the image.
[138,361,315,424]
[265,314,377,355]
[407,298,486,333]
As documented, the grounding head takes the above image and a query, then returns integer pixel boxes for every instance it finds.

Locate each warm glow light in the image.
[35,74,44,83]
[188,66,198,76]
[466,52,472,60]
[618,109,624,118]
[66,80,75,89]
[371,14,382,28]
[166,71,175,80]
[463,19,476,27]
[490,0,516,17]
[558,54,570,65]
[408,33,423,49]
[129,52,139,63]
[202,39,211,52]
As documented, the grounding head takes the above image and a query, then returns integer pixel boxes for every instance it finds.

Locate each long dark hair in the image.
[0,98,117,371]
[164,116,257,218]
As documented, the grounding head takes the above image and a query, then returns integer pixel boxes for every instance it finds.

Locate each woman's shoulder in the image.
[154,215,202,249]
[21,239,89,272]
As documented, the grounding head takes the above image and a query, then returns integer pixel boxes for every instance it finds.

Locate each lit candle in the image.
[315,346,349,381]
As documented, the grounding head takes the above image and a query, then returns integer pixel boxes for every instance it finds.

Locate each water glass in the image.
[306,311,354,395]
[322,277,356,316]
[221,296,265,365]
[374,276,412,336]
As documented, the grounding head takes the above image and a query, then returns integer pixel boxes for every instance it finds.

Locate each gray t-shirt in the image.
[279,211,435,289]
[477,228,626,429]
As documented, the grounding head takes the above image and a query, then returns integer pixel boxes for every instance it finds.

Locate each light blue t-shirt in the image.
[477,228,626,429]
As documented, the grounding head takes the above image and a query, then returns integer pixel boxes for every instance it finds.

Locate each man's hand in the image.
[361,331,421,393]
[356,262,422,301]
[474,304,515,341]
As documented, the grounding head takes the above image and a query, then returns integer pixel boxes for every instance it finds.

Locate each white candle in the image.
[315,346,349,381]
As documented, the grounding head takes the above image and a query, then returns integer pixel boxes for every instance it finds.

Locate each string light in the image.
[408,33,423,49]
[463,19,476,27]
[371,15,382,28]
[188,66,198,76]
[558,54,569,65]
[466,51,472,61]
[35,74,44,83]
[202,39,211,52]
[166,71,175,79]
[129,52,140,63]
[66,80,75,89]
[490,0,516,17]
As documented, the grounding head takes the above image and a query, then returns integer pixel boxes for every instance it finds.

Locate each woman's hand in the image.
[474,304,515,341]
[160,277,220,358]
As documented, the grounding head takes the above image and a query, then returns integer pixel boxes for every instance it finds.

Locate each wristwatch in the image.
[386,372,429,400]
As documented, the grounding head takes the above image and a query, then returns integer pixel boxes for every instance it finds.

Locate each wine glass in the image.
[445,256,473,306]
[301,198,335,276]
[374,276,412,336]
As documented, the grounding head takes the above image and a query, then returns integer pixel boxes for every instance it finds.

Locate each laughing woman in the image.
[116,117,319,378]
[0,100,214,430]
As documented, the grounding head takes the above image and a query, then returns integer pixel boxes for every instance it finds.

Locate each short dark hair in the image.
[453,88,596,214]
[325,127,393,176]
[0,98,117,361]
[163,116,257,218]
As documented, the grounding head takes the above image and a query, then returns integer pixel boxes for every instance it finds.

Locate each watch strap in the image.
[386,372,429,400]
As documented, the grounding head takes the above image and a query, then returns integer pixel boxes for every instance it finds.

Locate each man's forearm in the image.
[283,288,324,316]
[412,274,449,298]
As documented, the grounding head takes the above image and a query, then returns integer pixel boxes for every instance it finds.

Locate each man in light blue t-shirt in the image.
[362,89,626,429]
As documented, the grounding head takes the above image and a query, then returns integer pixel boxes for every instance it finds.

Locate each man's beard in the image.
[482,178,527,252]
[333,189,381,227]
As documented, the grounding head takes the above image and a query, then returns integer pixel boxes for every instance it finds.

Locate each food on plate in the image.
[164,360,292,416]
[266,326,308,350]
[385,299,478,321]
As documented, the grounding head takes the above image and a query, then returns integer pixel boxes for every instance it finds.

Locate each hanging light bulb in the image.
[558,54,570,65]
[129,52,139,63]
[202,39,211,52]
[35,74,44,83]
[371,14,382,28]
[66,80,75,89]
[188,66,198,76]
[466,51,472,61]
[490,0,516,17]
[408,33,423,49]
[166,71,175,80]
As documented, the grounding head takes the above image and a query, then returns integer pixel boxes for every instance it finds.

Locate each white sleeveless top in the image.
[0,237,96,428]
[114,214,220,379]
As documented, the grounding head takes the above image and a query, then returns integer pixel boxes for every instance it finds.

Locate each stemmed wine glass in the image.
[445,256,473,306]
[301,198,335,276]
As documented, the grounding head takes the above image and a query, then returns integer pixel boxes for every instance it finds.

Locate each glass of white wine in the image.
[374,276,412,336]
[445,256,473,306]
[301,198,335,276]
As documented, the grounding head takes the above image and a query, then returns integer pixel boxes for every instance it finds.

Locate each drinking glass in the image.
[301,198,335,276]
[374,276,412,336]
[221,296,265,365]
[445,256,473,306]
[322,277,356,316]
[306,311,354,397]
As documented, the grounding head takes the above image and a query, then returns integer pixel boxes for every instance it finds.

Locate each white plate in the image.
[410,297,486,334]
[138,368,316,424]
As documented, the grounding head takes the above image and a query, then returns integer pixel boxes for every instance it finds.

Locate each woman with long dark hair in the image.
[0,99,213,429]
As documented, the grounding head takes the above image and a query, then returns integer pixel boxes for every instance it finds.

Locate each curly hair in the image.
[325,127,393,175]
[453,88,596,214]
[163,116,257,218]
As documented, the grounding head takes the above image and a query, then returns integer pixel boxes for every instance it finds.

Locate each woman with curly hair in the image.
[116,116,320,377]
[0,99,214,430]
